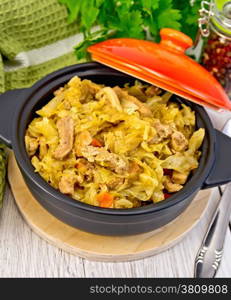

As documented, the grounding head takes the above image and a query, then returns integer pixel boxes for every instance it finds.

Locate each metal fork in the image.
[194,119,231,278]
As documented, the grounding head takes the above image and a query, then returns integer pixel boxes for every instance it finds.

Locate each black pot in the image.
[1,62,231,236]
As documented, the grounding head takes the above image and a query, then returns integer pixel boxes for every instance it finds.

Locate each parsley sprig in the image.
[59,0,201,60]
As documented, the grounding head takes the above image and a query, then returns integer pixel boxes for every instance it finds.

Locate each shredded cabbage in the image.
[25,77,205,209]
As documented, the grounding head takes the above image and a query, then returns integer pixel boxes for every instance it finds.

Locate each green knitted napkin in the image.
[0,0,81,93]
[0,0,81,205]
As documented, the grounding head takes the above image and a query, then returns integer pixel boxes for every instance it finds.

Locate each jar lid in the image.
[88,28,231,111]
[212,0,231,37]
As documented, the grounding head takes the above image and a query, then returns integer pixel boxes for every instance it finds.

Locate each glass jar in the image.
[199,0,231,98]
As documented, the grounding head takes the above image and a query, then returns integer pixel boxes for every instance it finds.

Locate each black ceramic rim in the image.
[12,62,216,216]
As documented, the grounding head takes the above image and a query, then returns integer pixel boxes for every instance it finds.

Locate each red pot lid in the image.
[88,28,231,111]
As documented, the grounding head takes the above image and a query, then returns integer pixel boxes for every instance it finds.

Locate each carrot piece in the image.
[75,162,85,169]
[91,138,103,147]
[164,193,172,199]
[97,192,114,208]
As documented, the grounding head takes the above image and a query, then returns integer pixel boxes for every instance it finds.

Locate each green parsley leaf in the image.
[115,10,145,39]
[80,0,99,32]
[59,0,201,60]
[59,0,82,24]
[142,0,159,10]
[172,0,201,40]
[157,9,181,30]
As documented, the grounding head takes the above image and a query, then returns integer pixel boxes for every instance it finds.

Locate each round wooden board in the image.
[7,152,211,262]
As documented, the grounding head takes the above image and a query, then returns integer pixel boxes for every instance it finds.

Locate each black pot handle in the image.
[0,89,27,148]
[203,129,231,189]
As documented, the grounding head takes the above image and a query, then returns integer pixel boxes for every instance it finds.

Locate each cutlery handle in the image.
[195,183,231,278]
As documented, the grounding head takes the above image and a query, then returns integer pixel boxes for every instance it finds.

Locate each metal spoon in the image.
[194,119,231,278]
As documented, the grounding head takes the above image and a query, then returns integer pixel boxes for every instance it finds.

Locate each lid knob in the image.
[160,28,193,53]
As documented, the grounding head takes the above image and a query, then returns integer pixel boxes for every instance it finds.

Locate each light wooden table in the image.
[0,109,231,278]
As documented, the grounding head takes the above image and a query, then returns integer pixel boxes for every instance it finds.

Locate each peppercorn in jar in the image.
[199,0,231,99]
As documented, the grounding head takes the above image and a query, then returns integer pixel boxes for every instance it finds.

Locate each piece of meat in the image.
[76,158,94,182]
[172,171,189,185]
[107,177,125,189]
[81,146,128,174]
[145,86,161,97]
[96,87,122,112]
[128,161,141,179]
[75,130,93,156]
[25,135,39,156]
[80,79,101,103]
[154,120,172,138]
[59,174,76,195]
[66,77,101,103]
[113,86,152,117]
[171,131,188,152]
[150,120,172,143]
[164,176,183,193]
[53,116,74,160]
